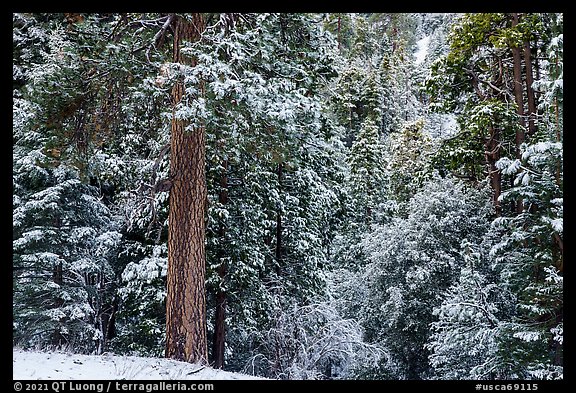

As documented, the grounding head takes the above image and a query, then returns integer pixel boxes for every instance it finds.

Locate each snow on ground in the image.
[13,349,267,380]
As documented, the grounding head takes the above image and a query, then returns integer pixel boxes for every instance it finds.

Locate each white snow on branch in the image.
[414,36,430,65]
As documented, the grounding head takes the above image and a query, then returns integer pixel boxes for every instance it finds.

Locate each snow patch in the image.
[414,36,430,65]
[13,349,268,380]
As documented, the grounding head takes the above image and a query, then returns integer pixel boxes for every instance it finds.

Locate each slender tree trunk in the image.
[337,15,341,51]
[511,13,525,214]
[511,13,525,158]
[275,163,283,274]
[551,43,563,275]
[554,233,563,273]
[486,126,501,216]
[553,47,562,144]
[165,13,209,364]
[105,296,118,343]
[212,268,226,368]
[51,261,65,347]
[275,211,282,265]
[212,160,228,369]
[523,41,537,136]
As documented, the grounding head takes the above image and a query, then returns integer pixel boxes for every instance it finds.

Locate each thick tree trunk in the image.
[212,160,228,369]
[165,13,209,364]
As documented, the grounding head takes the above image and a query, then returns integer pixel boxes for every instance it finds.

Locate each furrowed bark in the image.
[165,13,208,364]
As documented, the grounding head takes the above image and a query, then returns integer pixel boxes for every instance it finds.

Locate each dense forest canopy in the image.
[13,12,562,380]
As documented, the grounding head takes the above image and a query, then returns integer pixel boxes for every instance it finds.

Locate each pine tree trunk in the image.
[165,13,208,364]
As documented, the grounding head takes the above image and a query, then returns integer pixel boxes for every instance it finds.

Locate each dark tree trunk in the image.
[523,41,537,137]
[337,15,341,51]
[486,126,501,216]
[53,261,63,286]
[511,13,525,214]
[105,296,118,343]
[275,163,283,274]
[511,13,525,158]
[165,13,209,364]
[212,160,228,369]
[212,279,226,368]
[51,261,65,347]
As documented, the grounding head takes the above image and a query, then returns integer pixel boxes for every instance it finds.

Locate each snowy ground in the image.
[13,349,267,380]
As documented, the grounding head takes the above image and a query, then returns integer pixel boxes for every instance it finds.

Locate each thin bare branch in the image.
[146,14,176,63]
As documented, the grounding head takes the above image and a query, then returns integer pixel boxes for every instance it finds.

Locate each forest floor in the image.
[13,348,267,380]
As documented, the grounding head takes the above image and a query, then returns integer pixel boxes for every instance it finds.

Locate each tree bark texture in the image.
[165,13,209,364]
